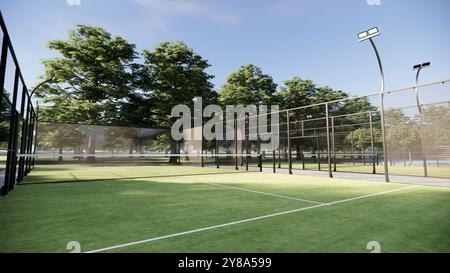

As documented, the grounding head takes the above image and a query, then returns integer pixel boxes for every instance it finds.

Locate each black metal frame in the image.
[0,11,36,197]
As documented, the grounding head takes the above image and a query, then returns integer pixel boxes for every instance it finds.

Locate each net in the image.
[18,152,263,184]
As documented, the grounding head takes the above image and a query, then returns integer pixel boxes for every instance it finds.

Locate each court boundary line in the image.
[84,185,420,253]
[205,182,325,205]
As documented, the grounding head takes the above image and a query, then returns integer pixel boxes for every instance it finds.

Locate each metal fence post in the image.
[331,116,336,172]
[325,103,333,178]
[368,111,376,174]
[32,102,39,168]
[0,34,8,110]
[18,91,28,182]
[3,68,18,195]
[287,110,292,174]
[235,116,238,171]
[316,130,321,171]
[245,114,249,171]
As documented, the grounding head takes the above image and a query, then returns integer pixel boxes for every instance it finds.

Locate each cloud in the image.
[130,0,241,25]
[366,0,382,6]
[211,14,241,25]
[66,0,81,6]
[130,0,206,15]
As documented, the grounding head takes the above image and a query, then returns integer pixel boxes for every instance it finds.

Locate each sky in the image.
[1,0,450,99]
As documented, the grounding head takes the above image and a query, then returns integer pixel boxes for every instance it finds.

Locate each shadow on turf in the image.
[18,170,249,186]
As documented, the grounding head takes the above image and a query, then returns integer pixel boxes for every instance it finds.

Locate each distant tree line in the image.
[35,25,375,127]
[33,25,394,159]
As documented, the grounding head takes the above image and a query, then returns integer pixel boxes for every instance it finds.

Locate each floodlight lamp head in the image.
[412,62,431,70]
[358,27,380,42]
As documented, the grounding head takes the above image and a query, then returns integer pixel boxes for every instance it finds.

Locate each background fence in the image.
[1,10,449,195]
[33,79,450,182]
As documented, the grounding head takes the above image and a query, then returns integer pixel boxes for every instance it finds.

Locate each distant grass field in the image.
[0,164,449,253]
[250,160,450,178]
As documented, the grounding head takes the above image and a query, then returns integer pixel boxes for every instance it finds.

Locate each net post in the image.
[287,110,292,174]
[272,150,276,173]
[325,103,333,178]
[259,154,262,172]
[215,139,219,169]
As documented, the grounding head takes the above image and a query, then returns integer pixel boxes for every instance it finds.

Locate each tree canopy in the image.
[142,41,216,128]
[218,64,277,106]
[35,25,380,136]
[36,25,142,126]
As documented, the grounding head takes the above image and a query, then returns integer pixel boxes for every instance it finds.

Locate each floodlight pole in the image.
[415,67,428,177]
[368,37,389,182]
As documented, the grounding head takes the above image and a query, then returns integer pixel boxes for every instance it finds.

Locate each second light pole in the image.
[413,62,431,177]
[358,27,389,182]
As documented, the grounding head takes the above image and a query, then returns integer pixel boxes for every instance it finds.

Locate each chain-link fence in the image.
[32,79,450,182]
[243,80,450,181]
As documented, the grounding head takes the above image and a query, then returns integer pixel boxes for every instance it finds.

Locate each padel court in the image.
[1,162,449,253]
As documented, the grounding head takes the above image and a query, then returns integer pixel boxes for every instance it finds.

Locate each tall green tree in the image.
[142,41,216,162]
[218,64,277,106]
[36,25,142,125]
[277,77,374,118]
[35,25,144,160]
[142,41,216,128]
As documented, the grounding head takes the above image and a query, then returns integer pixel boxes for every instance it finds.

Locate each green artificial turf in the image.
[0,164,449,253]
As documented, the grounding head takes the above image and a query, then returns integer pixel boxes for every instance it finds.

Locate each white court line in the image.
[205,182,325,205]
[84,185,420,253]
